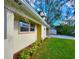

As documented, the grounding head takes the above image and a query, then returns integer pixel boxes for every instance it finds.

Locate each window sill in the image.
[18,31,35,34]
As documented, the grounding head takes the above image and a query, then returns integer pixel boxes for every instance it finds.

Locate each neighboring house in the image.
[4,0,50,59]
[48,28,57,35]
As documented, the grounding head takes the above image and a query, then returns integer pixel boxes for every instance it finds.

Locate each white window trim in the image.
[18,21,35,33]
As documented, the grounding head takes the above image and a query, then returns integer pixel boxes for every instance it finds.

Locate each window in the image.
[19,21,35,32]
[30,24,35,31]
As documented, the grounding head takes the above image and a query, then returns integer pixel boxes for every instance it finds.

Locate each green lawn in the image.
[32,38,75,59]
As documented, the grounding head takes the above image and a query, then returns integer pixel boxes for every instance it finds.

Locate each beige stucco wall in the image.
[41,25,47,40]
[4,8,47,59]
[4,9,37,59]
[13,20,37,53]
[4,8,14,59]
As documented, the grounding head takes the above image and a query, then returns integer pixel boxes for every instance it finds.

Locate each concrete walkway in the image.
[48,35,75,40]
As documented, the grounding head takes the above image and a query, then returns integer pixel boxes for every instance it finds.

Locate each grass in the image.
[32,38,75,59]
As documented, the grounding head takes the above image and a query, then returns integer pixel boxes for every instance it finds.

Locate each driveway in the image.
[48,35,75,40]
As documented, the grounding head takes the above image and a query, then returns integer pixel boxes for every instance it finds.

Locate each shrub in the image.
[55,25,75,36]
[19,41,42,59]
[19,49,30,59]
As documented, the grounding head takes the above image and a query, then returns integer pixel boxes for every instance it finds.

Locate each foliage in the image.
[55,25,75,36]
[19,49,30,59]
[19,41,42,59]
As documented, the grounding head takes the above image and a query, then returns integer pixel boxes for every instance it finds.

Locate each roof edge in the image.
[20,0,50,28]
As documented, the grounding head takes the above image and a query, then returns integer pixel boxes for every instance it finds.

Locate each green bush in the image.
[19,41,42,59]
[55,25,75,36]
[19,49,30,59]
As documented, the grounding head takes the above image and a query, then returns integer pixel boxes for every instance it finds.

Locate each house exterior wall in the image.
[37,24,41,41]
[4,8,14,59]
[4,9,37,59]
[4,8,48,59]
[41,25,47,40]
[13,20,37,53]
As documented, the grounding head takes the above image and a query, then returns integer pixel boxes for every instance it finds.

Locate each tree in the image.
[25,0,75,27]
[45,0,75,27]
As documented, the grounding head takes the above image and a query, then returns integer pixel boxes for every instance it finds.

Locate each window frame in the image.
[30,23,35,32]
[18,21,35,33]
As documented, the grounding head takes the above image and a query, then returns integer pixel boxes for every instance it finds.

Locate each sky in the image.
[26,0,75,26]
[52,0,74,26]
[54,0,75,26]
